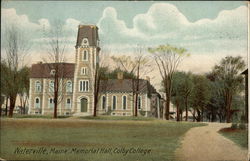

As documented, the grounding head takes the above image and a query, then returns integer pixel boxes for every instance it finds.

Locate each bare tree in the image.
[111,46,152,116]
[148,44,189,120]
[2,24,30,117]
[42,19,69,118]
[92,48,111,117]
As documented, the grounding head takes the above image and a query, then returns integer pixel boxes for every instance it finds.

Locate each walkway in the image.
[175,123,248,161]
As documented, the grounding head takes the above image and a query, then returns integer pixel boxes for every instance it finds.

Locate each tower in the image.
[72,25,100,115]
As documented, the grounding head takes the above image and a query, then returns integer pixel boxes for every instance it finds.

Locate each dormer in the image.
[81,38,89,47]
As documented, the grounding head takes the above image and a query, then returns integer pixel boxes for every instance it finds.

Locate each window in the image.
[82,38,89,46]
[66,98,71,109]
[122,96,127,110]
[81,67,88,75]
[49,81,54,92]
[49,98,54,109]
[112,96,117,110]
[79,80,89,92]
[50,69,56,76]
[102,96,106,110]
[35,98,40,108]
[138,96,142,110]
[35,81,42,92]
[83,50,88,61]
[66,81,73,92]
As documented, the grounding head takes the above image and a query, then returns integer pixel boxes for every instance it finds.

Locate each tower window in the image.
[81,67,88,75]
[83,50,88,61]
[79,80,89,92]
[35,81,42,92]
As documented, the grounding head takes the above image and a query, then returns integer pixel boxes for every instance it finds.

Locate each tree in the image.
[190,75,211,122]
[42,19,68,118]
[2,24,30,117]
[148,45,189,120]
[92,48,110,117]
[171,72,193,121]
[212,56,246,123]
[111,48,151,117]
[17,66,30,114]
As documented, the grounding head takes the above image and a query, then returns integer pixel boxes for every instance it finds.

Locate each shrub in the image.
[239,123,246,130]
[231,123,238,129]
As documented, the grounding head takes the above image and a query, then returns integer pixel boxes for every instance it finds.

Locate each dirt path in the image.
[175,123,248,161]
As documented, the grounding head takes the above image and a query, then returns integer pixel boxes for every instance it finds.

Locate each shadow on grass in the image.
[219,127,248,149]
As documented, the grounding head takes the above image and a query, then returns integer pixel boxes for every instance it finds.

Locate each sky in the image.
[1,1,249,88]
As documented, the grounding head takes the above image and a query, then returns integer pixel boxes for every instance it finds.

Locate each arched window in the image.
[49,98,54,109]
[49,81,54,92]
[35,97,40,108]
[79,80,89,92]
[35,81,42,92]
[66,81,72,92]
[112,96,117,110]
[83,50,88,61]
[81,67,88,75]
[66,98,71,109]
[122,96,127,110]
[102,96,106,110]
[138,96,142,110]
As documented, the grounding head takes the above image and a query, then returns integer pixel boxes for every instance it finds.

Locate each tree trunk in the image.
[165,95,170,120]
[185,97,188,121]
[176,102,180,121]
[201,107,204,122]
[0,103,2,117]
[5,97,8,116]
[180,110,183,121]
[93,96,97,117]
[9,97,16,117]
[192,109,196,122]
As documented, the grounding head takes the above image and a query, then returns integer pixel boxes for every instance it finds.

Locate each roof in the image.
[76,25,99,47]
[241,69,248,75]
[100,79,158,95]
[30,63,75,78]
[30,63,159,95]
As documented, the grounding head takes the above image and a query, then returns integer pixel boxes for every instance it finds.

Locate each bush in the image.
[239,123,246,130]
[231,123,238,129]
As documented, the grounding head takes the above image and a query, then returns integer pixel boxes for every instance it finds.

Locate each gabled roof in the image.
[30,63,75,78]
[76,25,99,47]
[100,79,157,95]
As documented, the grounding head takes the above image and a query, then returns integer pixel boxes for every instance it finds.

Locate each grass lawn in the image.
[0,118,205,161]
[219,128,248,149]
[80,115,156,121]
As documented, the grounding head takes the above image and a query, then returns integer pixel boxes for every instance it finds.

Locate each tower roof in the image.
[76,25,99,47]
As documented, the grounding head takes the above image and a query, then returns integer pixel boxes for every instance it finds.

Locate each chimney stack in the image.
[146,76,150,82]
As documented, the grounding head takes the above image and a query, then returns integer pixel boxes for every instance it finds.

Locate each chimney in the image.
[146,76,150,82]
[37,61,43,64]
[117,72,124,80]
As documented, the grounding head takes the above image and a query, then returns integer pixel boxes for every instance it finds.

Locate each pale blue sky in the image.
[1,1,248,75]
[3,1,246,26]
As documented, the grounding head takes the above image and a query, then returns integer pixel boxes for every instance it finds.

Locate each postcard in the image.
[1,1,249,161]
